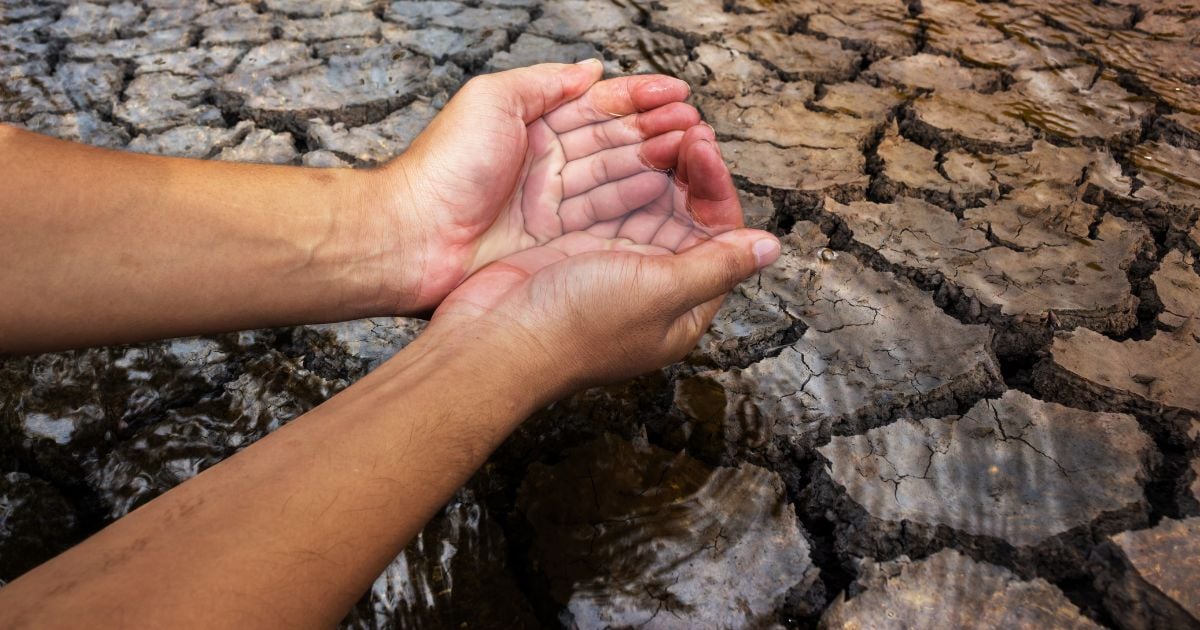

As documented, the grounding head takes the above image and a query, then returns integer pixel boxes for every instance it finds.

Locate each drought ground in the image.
[2,0,1199,627]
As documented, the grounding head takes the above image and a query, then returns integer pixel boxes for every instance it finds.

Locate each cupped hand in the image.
[371,61,701,312]
[424,130,782,396]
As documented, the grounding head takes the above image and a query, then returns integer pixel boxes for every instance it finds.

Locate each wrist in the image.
[327,162,430,317]
[381,321,577,418]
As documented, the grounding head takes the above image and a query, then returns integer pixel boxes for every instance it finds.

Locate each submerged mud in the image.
[3,0,1200,627]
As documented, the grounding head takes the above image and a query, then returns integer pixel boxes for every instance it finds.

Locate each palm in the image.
[401,73,701,304]
[473,97,695,259]
[436,127,743,327]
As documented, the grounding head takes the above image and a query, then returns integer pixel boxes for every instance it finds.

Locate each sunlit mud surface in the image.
[3,0,1200,627]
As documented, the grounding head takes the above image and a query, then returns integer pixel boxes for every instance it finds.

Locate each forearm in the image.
[0,330,559,628]
[0,124,408,354]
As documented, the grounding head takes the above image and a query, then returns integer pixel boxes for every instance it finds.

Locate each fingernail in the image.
[753,238,781,268]
[678,77,692,97]
[575,58,601,67]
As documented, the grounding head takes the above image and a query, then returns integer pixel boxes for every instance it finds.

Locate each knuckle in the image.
[591,123,611,148]
[629,112,647,138]
[617,80,635,111]
[590,154,610,184]
[581,195,597,221]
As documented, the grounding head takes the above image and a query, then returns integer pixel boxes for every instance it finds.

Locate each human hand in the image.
[423,128,782,398]
[363,61,702,313]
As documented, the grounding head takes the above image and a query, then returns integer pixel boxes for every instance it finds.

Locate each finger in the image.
[519,118,567,241]
[584,216,625,239]
[544,74,691,133]
[559,171,669,233]
[646,186,697,251]
[665,228,780,310]
[477,60,605,124]
[640,130,686,171]
[559,102,700,160]
[561,131,683,198]
[674,123,716,189]
[684,136,743,232]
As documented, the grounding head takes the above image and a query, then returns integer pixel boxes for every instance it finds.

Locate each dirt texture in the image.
[820,549,1101,629]
[811,390,1156,580]
[1090,518,1200,630]
[2,0,1199,628]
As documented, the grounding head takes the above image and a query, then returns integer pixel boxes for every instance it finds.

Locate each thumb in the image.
[666,229,781,310]
[483,60,605,123]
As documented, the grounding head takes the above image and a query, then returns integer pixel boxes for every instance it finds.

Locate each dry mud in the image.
[2,0,1200,628]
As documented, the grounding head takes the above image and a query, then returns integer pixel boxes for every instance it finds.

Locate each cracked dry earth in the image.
[2,0,1200,627]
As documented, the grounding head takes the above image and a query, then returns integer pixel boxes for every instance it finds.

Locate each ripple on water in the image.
[517,433,823,628]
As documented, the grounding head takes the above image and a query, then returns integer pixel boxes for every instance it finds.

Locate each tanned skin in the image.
[0,61,781,628]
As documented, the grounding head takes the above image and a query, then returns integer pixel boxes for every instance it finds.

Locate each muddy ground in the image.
[2,0,1199,628]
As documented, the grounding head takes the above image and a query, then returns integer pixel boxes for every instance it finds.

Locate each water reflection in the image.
[676,220,1002,460]
[817,390,1154,580]
[0,472,76,583]
[344,485,537,629]
[517,433,821,628]
[0,320,420,560]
